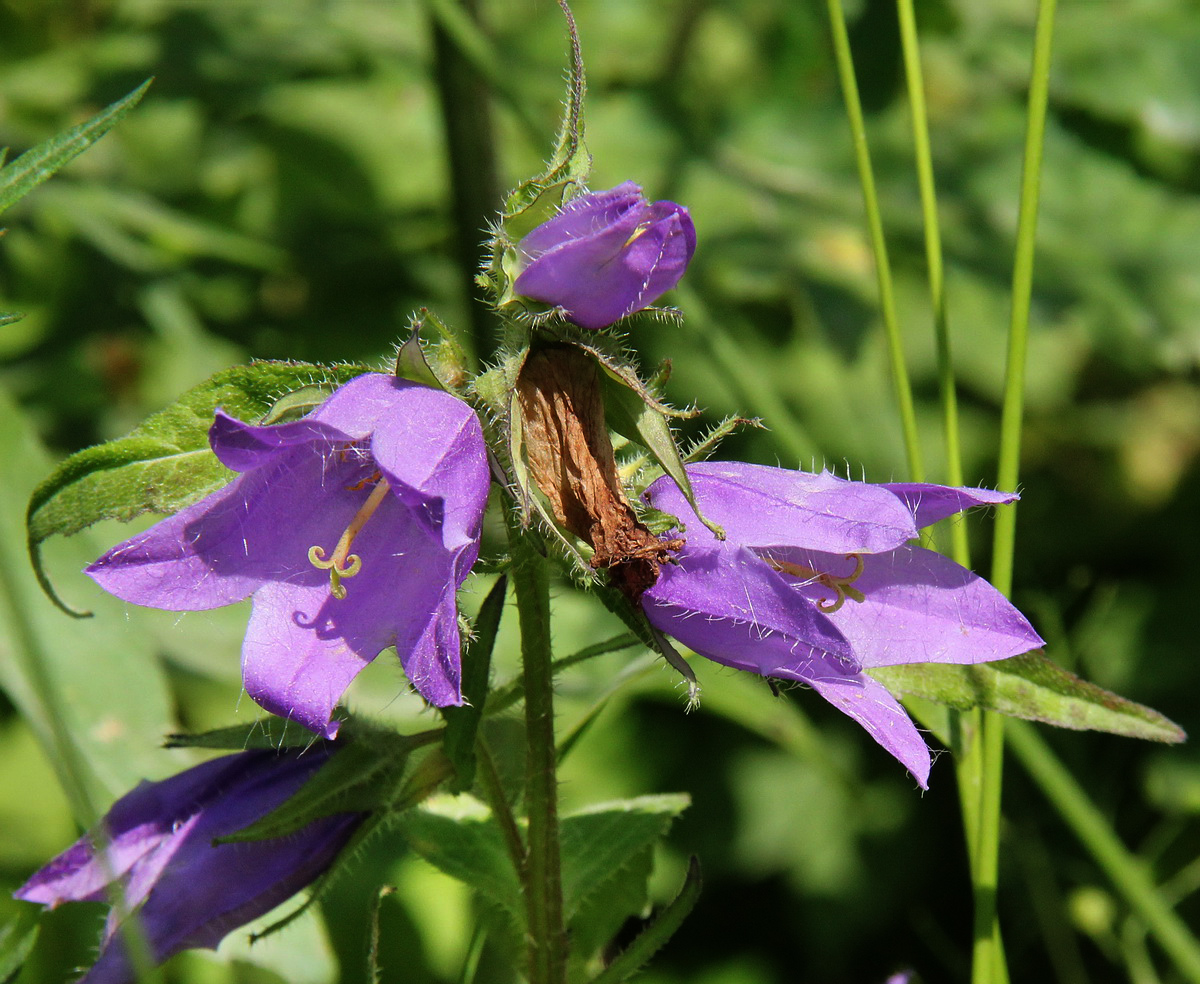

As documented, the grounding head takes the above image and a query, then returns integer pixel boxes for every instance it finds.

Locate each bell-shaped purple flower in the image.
[641,462,1044,787]
[87,374,491,738]
[15,749,361,984]
[513,181,696,330]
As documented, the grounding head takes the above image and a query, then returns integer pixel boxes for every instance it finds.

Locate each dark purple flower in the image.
[513,181,696,330]
[641,462,1044,787]
[87,374,491,737]
[15,749,361,984]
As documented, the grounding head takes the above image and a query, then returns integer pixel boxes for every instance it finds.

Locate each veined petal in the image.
[87,445,369,611]
[804,671,934,788]
[368,384,490,550]
[209,410,354,473]
[780,544,1044,668]
[241,497,466,735]
[642,537,856,677]
[881,482,1019,529]
[517,181,644,258]
[647,462,919,555]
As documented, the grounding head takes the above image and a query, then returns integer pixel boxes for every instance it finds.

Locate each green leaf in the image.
[590,856,703,984]
[0,79,151,215]
[560,794,690,919]
[0,910,39,984]
[397,792,525,927]
[27,360,372,613]
[0,383,178,814]
[873,651,1186,744]
[442,575,507,792]
[221,726,432,843]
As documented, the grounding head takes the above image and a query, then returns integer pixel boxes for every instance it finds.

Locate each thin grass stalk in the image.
[822,0,924,483]
[974,1,1059,981]
[1007,721,1200,983]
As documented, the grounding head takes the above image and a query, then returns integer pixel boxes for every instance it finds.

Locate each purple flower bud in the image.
[15,749,361,984]
[513,181,696,330]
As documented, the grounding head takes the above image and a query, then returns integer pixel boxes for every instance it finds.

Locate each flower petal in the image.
[647,462,919,555]
[87,444,369,611]
[804,671,934,788]
[642,536,856,678]
[779,544,1044,668]
[517,182,644,259]
[368,384,490,550]
[241,495,467,735]
[208,410,353,473]
[881,482,1019,529]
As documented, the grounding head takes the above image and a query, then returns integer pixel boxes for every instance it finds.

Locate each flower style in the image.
[513,181,696,330]
[87,374,491,738]
[640,462,1044,786]
[15,748,361,984]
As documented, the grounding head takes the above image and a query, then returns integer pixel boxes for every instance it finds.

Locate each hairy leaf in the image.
[873,651,1186,743]
[27,361,372,611]
[0,79,151,215]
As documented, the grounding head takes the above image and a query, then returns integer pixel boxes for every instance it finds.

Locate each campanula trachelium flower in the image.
[641,462,1044,786]
[87,374,490,737]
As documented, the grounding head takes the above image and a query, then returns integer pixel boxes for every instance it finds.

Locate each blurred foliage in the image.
[2,0,1200,983]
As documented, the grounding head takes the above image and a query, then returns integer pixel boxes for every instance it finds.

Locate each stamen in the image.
[308,477,391,599]
[766,553,865,614]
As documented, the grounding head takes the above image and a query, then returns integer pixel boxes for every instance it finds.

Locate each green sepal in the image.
[0,910,40,984]
[26,360,373,614]
[442,575,508,791]
[393,309,471,393]
[164,719,321,751]
[873,650,1186,744]
[0,79,151,216]
[589,856,703,984]
[217,722,438,844]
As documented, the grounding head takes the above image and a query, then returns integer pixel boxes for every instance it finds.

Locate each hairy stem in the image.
[507,522,568,983]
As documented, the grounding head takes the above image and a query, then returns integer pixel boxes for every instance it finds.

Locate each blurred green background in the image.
[2,0,1200,982]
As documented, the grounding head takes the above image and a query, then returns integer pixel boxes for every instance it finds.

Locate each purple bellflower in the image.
[15,748,361,984]
[87,373,491,738]
[641,462,1044,787]
[513,181,696,330]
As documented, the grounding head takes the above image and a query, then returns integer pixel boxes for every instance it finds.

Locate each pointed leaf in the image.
[443,576,507,791]
[164,719,320,751]
[560,794,690,919]
[590,856,702,984]
[0,79,151,215]
[873,651,1186,743]
[0,910,39,984]
[26,361,371,612]
[221,728,430,843]
[396,793,525,926]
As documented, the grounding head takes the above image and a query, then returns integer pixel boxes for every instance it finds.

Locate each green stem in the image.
[973,2,1057,982]
[1007,721,1200,983]
[895,0,967,562]
[507,523,568,984]
[823,0,923,482]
